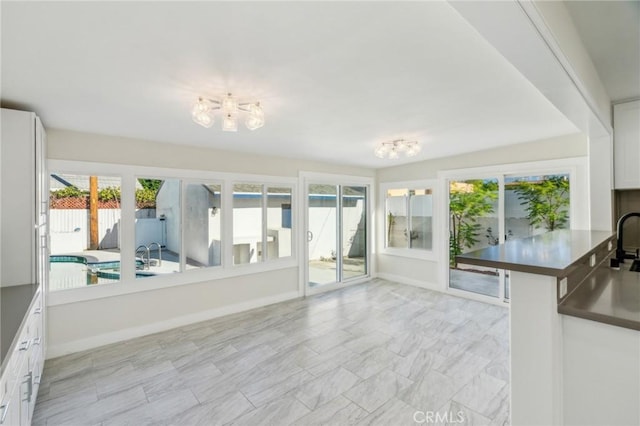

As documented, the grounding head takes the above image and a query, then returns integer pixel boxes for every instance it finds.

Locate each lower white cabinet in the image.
[0,290,45,426]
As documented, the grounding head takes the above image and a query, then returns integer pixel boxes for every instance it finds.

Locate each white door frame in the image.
[299,172,374,297]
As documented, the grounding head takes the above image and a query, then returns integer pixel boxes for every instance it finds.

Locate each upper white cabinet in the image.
[614,100,640,189]
[1,109,47,287]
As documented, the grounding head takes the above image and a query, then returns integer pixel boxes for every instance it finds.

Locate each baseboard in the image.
[46,291,300,359]
[376,272,441,292]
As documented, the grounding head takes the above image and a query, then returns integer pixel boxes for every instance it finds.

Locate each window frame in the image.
[48,160,297,306]
[380,179,437,261]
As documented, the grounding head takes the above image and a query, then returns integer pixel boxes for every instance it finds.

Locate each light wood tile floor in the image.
[34,279,510,425]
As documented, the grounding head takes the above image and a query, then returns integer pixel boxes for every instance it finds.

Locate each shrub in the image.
[98,186,121,202]
[51,186,87,199]
[135,188,157,208]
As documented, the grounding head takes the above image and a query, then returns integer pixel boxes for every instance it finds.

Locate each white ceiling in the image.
[565,0,640,103]
[1,1,578,168]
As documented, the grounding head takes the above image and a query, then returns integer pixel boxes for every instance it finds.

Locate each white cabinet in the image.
[1,109,48,287]
[0,109,47,426]
[0,291,44,426]
[614,100,640,189]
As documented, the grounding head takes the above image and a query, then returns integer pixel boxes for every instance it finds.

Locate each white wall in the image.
[47,129,375,179]
[376,133,588,290]
[48,267,299,357]
[46,129,372,357]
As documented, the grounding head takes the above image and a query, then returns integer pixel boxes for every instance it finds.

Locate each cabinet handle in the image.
[33,307,42,315]
[0,402,9,424]
[19,340,31,351]
[22,372,33,403]
[32,337,41,346]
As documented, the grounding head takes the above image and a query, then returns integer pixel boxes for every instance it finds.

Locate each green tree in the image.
[514,175,569,231]
[449,180,497,267]
[138,179,163,191]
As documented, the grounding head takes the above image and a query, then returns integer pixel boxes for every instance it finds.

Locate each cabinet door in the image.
[614,100,640,189]
[35,120,49,359]
[19,359,30,426]
[0,382,21,426]
[0,109,37,286]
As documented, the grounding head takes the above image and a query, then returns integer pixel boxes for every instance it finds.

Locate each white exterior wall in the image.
[134,218,163,249]
[184,184,221,266]
[155,179,181,254]
[50,208,121,253]
[307,200,365,262]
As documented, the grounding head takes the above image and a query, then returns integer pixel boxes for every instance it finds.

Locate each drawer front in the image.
[28,293,44,366]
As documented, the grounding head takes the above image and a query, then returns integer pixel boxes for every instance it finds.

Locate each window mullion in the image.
[262,185,268,262]
[223,180,234,267]
[180,180,186,272]
[406,193,411,249]
[337,185,343,283]
[120,173,136,282]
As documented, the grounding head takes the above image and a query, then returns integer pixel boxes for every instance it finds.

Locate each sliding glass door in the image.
[448,178,501,298]
[307,183,368,290]
[342,186,367,280]
[502,174,570,299]
[448,173,570,302]
[308,184,338,286]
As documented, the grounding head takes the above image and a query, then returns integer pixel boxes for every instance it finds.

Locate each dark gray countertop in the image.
[559,263,640,331]
[456,230,615,277]
[1,283,39,373]
[456,229,639,331]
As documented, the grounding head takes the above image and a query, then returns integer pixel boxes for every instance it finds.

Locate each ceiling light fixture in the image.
[374,139,421,159]
[191,93,264,132]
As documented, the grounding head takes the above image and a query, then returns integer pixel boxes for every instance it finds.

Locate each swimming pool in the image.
[50,255,151,291]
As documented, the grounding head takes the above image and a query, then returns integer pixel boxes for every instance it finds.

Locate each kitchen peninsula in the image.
[458,230,640,426]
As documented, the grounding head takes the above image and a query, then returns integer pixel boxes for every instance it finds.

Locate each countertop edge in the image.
[456,230,615,278]
[454,256,565,277]
[558,304,640,332]
[0,284,41,376]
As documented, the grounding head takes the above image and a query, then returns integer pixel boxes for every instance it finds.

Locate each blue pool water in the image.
[50,255,151,290]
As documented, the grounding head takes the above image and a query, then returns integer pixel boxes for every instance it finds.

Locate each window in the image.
[49,173,122,290]
[47,160,297,296]
[233,183,263,265]
[135,178,181,278]
[184,183,222,269]
[267,187,293,260]
[385,186,433,251]
[233,183,295,264]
